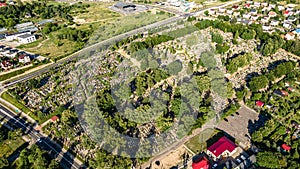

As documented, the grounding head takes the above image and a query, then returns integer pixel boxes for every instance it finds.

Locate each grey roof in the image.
[18,33,35,39]
[17,26,38,33]
[0,28,7,33]
[14,22,34,29]
[37,19,55,25]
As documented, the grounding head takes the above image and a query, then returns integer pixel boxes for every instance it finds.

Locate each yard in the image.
[0,136,25,159]
[184,128,217,154]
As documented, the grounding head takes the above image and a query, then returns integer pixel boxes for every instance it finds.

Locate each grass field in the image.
[0,137,25,158]
[74,2,120,23]
[184,128,217,154]
[87,11,172,45]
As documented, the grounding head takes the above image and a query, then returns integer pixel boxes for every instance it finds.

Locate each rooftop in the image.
[207,136,237,157]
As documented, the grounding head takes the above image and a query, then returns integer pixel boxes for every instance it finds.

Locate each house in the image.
[251,15,259,21]
[284,10,290,17]
[287,86,295,92]
[256,101,264,107]
[17,34,36,44]
[206,136,238,161]
[281,90,288,96]
[278,5,285,11]
[232,5,239,10]
[226,10,233,15]
[288,16,297,22]
[192,153,211,169]
[268,11,277,17]
[209,9,216,15]
[262,25,271,31]
[266,104,273,109]
[286,7,294,11]
[261,2,268,7]
[283,22,292,29]
[285,32,295,40]
[270,20,279,26]
[1,61,12,70]
[50,116,59,123]
[5,51,17,58]
[244,4,250,8]
[274,90,283,96]
[250,9,257,15]
[218,8,226,13]
[5,31,31,41]
[0,2,6,7]
[261,16,270,23]
[293,28,300,36]
[233,12,240,17]
[243,14,251,19]
[18,55,31,63]
[269,4,276,9]
[281,144,291,151]
[253,2,260,8]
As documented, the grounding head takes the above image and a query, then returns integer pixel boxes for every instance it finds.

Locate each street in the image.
[0,104,83,169]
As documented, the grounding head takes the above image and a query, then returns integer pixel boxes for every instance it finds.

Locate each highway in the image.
[2,0,244,88]
[0,105,83,169]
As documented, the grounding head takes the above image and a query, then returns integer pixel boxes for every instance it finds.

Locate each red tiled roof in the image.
[192,156,210,169]
[281,90,288,96]
[207,136,237,157]
[281,144,291,151]
[0,3,6,7]
[284,10,289,14]
[256,101,264,107]
[50,115,59,122]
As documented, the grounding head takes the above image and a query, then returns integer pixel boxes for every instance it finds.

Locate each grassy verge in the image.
[1,92,32,114]
[0,137,25,158]
[184,128,216,154]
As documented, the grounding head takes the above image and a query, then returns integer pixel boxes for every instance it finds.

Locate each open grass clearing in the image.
[184,128,217,154]
[0,137,25,158]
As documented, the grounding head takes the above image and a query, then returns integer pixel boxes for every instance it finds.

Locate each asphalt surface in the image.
[0,105,83,169]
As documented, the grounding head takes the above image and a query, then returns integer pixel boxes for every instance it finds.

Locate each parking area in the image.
[217,105,268,149]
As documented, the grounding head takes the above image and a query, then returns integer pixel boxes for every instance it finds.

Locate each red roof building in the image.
[281,90,288,96]
[50,115,59,122]
[192,155,210,169]
[207,136,237,161]
[0,3,6,7]
[281,144,291,151]
[256,101,264,107]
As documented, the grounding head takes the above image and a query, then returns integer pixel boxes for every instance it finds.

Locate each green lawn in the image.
[184,128,216,154]
[0,137,25,158]
[1,92,32,115]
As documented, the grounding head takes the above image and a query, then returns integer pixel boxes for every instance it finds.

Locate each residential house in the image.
[251,15,259,21]
[268,11,277,17]
[1,61,12,70]
[269,4,276,9]
[285,32,295,40]
[17,34,36,44]
[243,14,251,19]
[232,5,240,10]
[293,28,300,36]
[278,5,285,11]
[50,116,59,123]
[274,90,284,97]
[261,16,270,23]
[250,9,257,15]
[281,90,288,96]
[206,136,238,161]
[226,9,233,15]
[261,2,268,7]
[284,10,290,17]
[281,144,291,152]
[0,2,6,7]
[253,2,260,8]
[244,4,250,9]
[270,20,279,26]
[5,51,17,58]
[286,7,294,11]
[233,12,240,17]
[288,16,297,22]
[18,55,31,64]
[283,22,292,29]
[192,153,211,169]
[256,101,264,107]
[287,86,295,92]
[262,25,271,31]
[219,8,226,13]
[209,9,216,15]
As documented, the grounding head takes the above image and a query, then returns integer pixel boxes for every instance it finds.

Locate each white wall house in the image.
[18,55,31,63]
[17,34,36,44]
[5,32,31,41]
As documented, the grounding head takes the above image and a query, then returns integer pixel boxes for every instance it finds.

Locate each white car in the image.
[241,155,246,160]
[212,164,218,169]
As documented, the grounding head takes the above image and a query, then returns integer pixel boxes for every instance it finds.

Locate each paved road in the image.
[0,105,83,169]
